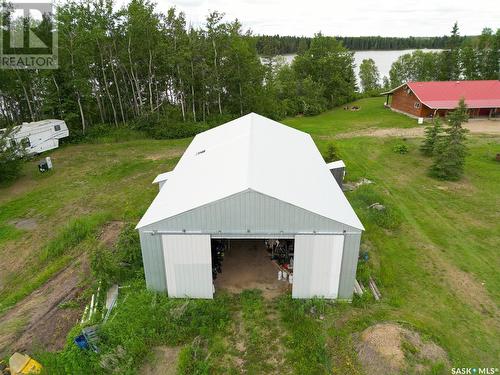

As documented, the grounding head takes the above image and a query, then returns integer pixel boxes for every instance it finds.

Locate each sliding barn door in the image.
[292,235,344,299]
[162,234,213,298]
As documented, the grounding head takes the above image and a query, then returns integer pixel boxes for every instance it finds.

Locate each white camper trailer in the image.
[1,119,69,155]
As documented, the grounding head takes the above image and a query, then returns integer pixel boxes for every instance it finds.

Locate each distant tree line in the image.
[388,24,499,88]
[0,0,357,136]
[253,34,477,55]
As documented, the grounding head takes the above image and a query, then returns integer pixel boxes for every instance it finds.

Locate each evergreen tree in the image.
[420,118,443,156]
[429,99,469,180]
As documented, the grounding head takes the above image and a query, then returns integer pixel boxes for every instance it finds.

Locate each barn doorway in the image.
[212,239,294,298]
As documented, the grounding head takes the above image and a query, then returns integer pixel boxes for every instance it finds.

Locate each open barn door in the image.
[162,234,213,298]
[292,235,344,299]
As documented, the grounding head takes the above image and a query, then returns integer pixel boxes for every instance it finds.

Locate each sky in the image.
[114,0,499,37]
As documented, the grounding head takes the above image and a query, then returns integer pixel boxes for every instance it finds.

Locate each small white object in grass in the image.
[278,271,282,280]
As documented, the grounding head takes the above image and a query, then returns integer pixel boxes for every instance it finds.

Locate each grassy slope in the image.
[1,97,498,372]
[0,138,189,311]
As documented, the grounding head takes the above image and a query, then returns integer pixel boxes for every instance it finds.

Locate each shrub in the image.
[325,142,341,162]
[0,129,26,184]
[393,143,409,154]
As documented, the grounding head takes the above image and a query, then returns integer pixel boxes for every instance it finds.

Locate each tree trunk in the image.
[191,59,196,122]
[109,49,125,124]
[128,36,143,112]
[148,49,154,112]
[212,40,222,115]
[16,73,34,122]
[97,41,118,127]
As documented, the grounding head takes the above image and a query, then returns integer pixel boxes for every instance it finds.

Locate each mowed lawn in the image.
[0,98,498,372]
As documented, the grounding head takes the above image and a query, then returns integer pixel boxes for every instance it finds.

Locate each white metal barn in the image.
[136,113,364,299]
[2,119,69,154]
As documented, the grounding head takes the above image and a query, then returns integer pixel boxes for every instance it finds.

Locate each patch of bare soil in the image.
[423,244,500,322]
[214,240,289,299]
[141,346,181,375]
[9,218,38,231]
[335,120,500,139]
[0,253,89,357]
[144,148,184,161]
[0,220,126,357]
[98,221,125,249]
[356,323,449,375]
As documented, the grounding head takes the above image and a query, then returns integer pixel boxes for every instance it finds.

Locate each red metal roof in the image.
[407,80,500,109]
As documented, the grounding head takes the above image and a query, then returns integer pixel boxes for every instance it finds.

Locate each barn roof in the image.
[136,113,363,230]
[382,80,500,109]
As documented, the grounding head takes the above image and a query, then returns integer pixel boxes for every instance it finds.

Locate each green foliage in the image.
[131,114,211,140]
[429,99,469,180]
[39,214,108,262]
[293,33,357,108]
[278,296,331,374]
[253,34,462,55]
[325,142,341,162]
[90,223,143,285]
[420,119,443,156]
[388,25,499,85]
[0,129,26,185]
[39,283,232,374]
[351,185,402,230]
[393,142,409,154]
[359,58,380,94]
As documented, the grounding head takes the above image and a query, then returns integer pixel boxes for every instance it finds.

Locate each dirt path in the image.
[0,253,89,357]
[334,120,500,139]
[0,221,124,357]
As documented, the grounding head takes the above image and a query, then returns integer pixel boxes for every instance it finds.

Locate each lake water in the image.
[265,49,442,84]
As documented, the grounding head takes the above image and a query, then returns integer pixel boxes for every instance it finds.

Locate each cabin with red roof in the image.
[382,80,500,119]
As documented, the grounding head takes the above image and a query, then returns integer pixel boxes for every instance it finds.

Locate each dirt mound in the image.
[141,346,181,375]
[356,323,449,375]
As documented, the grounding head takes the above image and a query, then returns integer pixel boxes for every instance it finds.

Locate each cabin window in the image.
[21,138,31,148]
[54,124,61,131]
[414,102,421,109]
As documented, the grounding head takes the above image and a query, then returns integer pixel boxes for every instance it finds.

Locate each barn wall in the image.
[292,235,344,299]
[338,233,362,299]
[391,86,427,117]
[162,234,213,299]
[139,232,167,292]
[142,190,359,235]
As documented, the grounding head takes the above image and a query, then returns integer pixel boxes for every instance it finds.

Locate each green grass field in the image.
[0,98,498,374]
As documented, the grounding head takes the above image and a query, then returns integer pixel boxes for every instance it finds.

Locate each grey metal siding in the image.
[329,167,345,189]
[162,234,213,299]
[337,233,362,299]
[142,190,359,235]
[139,231,167,292]
[292,235,344,299]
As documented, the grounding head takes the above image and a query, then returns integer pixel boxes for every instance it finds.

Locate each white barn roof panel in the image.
[137,113,363,230]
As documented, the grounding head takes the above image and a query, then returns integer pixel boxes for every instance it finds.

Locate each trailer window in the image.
[54,124,61,131]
